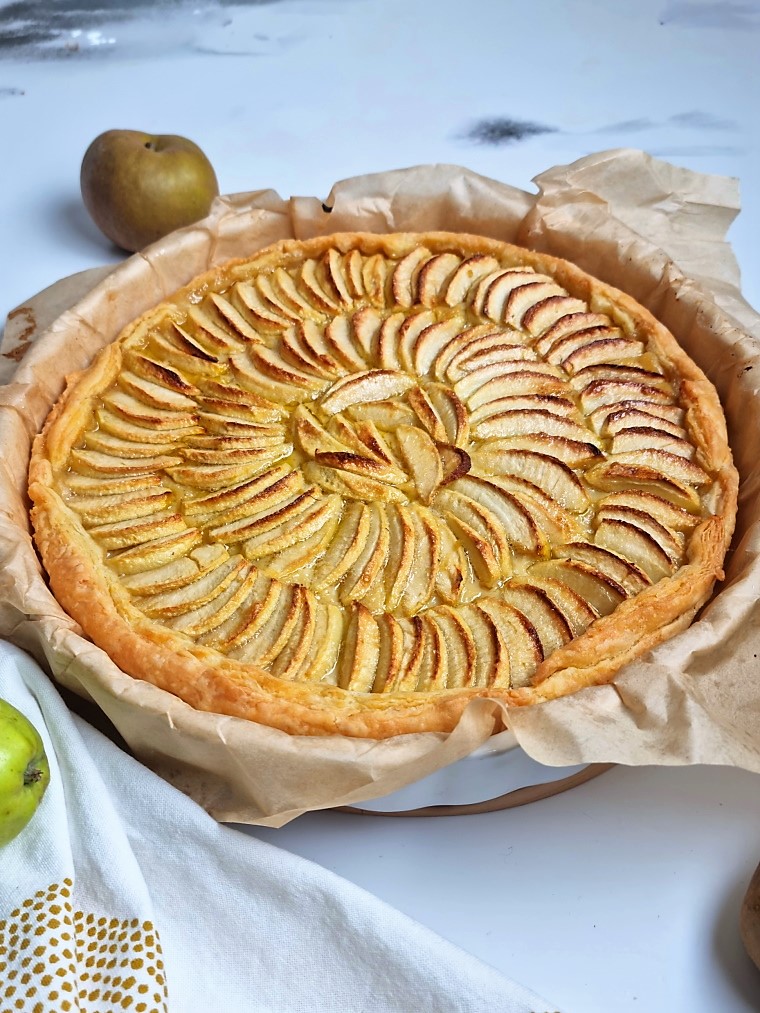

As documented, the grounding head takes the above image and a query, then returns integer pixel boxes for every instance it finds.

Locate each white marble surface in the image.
[2,1,760,1010]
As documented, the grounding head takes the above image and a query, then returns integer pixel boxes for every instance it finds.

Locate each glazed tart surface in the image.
[29,232,738,737]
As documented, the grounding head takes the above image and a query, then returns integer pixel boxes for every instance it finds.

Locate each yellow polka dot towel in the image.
[0,641,559,1013]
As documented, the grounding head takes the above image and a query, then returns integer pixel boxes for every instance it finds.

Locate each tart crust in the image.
[28,232,738,737]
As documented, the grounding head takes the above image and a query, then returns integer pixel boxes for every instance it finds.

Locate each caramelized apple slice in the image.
[416,252,461,306]
[108,529,203,575]
[473,410,596,445]
[351,306,384,360]
[599,491,699,531]
[396,425,443,503]
[319,370,415,416]
[392,247,432,306]
[594,519,676,582]
[503,583,573,656]
[528,559,628,616]
[535,313,611,356]
[302,461,406,503]
[121,543,230,595]
[469,394,576,426]
[477,435,602,468]
[385,505,418,611]
[476,597,542,688]
[429,606,477,688]
[585,461,702,511]
[412,317,467,376]
[525,576,598,637]
[300,603,344,683]
[459,604,510,687]
[555,542,651,595]
[338,603,380,692]
[444,255,500,307]
[398,310,436,371]
[325,316,368,371]
[244,496,341,564]
[610,427,695,460]
[521,296,587,336]
[372,613,406,693]
[339,502,390,603]
[473,448,589,512]
[311,501,373,590]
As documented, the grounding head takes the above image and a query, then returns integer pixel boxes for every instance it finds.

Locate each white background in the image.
[2,1,760,1009]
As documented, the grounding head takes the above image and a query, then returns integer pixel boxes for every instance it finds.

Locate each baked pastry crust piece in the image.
[29,232,738,737]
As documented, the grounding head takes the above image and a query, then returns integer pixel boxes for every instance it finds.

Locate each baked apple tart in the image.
[28,232,737,737]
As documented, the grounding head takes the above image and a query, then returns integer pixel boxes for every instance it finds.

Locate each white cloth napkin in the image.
[0,641,559,1013]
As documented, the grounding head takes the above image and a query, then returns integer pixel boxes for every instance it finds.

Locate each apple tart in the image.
[28,232,737,737]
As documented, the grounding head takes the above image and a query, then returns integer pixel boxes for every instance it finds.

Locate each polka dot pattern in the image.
[0,881,168,1012]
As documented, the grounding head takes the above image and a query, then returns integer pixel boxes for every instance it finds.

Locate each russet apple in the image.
[80,129,219,253]
[0,698,50,846]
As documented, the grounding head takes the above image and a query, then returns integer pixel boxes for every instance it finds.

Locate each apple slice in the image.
[188,427,283,450]
[351,419,399,466]
[534,312,611,356]
[579,379,676,415]
[183,464,300,524]
[85,431,177,459]
[298,258,341,313]
[417,252,462,306]
[554,541,651,594]
[438,444,472,485]
[455,360,545,402]
[373,613,406,692]
[473,410,597,445]
[445,476,549,557]
[610,426,695,459]
[119,363,198,407]
[325,316,368,371]
[392,247,432,306]
[476,435,602,468]
[72,489,173,527]
[178,443,287,466]
[396,425,443,503]
[207,292,261,343]
[502,583,573,656]
[314,450,407,487]
[65,472,163,498]
[319,369,415,415]
[444,254,500,307]
[104,389,198,430]
[447,342,536,382]
[322,248,354,308]
[272,267,321,318]
[440,508,506,587]
[209,488,320,544]
[584,461,702,511]
[121,543,229,596]
[167,448,289,490]
[183,305,250,353]
[303,461,406,502]
[140,555,246,619]
[393,617,427,691]
[524,576,598,636]
[542,324,620,362]
[88,511,188,552]
[429,606,477,687]
[476,597,542,688]
[234,280,290,331]
[413,316,468,376]
[399,506,440,614]
[71,449,182,478]
[429,385,471,446]
[473,447,588,512]
[599,490,698,531]
[429,324,503,380]
[339,502,390,603]
[281,321,343,378]
[215,574,281,653]
[595,504,684,562]
[270,592,318,681]
[469,394,576,425]
[247,344,326,391]
[601,408,686,439]
[351,306,384,361]
[238,583,306,667]
[607,449,709,487]
[594,518,676,582]
[484,474,584,543]
[197,379,283,417]
[562,337,646,374]
[528,559,628,616]
[414,616,450,691]
[328,414,398,462]
[434,526,472,604]
[346,400,418,429]
[244,496,340,564]
[407,387,449,443]
[470,268,526,315]
[254,272,302,323]
[362,253,389,307]
[587,399,685,433]
[570,363,672,393]
[483,271,552,322]
[460,604,510,687]
[229,350,310,405]
[311,501,373,590]
[377,312,407,370]
[108,528,202,574]
[293,403,350,458]
[299,603,344,683]
[398,310,436,371]
[465,367,569,410]
[504,281,568,331]
[171,563,261,640]
[385,505,418,611]
[337,603,380,692]
[521,296,588,336]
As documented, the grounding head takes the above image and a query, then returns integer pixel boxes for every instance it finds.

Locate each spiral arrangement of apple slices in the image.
[59,241,713,695]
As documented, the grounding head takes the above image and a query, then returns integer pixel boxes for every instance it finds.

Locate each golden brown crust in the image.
[28,231,738,737]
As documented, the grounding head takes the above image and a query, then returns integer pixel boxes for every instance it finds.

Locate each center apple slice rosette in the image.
[28,232,737,738]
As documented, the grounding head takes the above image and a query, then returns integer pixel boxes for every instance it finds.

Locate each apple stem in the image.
[24,766,44,786]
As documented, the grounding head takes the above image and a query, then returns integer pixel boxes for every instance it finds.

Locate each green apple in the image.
[80,129,220,253]
[0,698,50,846]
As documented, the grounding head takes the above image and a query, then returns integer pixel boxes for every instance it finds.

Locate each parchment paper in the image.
[1,150,759,827]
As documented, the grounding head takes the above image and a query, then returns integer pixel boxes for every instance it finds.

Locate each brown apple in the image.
[80,129,219,252]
